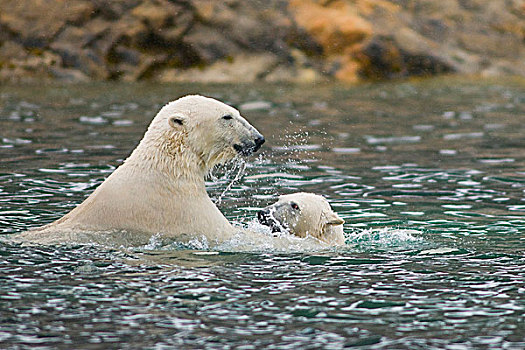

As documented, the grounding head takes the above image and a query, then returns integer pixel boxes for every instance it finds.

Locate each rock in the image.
[49,67,90,82]
[80,18,114,55]
[182,23,241,64]
[264,64,325,83]
[131,0,173,30]
[0,41,26,62]
[288,0,373,82]
[0,47,61,82]
[93,0,143,20]
[289,0,372,55]
[357,34,454,79]
[50,27,104,78]
[158,11,195,43]
[0,0,94,47]
[191,0,299,57]
[264,48,326,83]
[158,53,279,83]
[333,57,361,83]
[458,32,523,59]
[0,0,524,83]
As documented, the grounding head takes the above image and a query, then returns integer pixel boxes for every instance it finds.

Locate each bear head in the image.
[257,192,345,245]
[138,95,265,174]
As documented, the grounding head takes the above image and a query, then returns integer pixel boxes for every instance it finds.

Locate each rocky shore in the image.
[1,0,524,83]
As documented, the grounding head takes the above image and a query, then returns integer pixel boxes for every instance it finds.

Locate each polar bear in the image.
[18,95,264,245]
[257,192,346,246]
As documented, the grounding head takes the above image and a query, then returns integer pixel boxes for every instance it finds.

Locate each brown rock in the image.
[357,34,454,79]
[111,14,149,47]
[158,10,195,43]
[334,57,361,83]
[0,0,94,47]
[49,66,90,81]
[288,0,373,82]
[192,0,297,55]
[48,23,110,79]
[1,0,525,83]
[130,0,183,31]
[0,48,61,82]
[182,23,241,63]
[458,32,523,59]
[82,18,120,59]
[264,64,324,83]
[158,53,279,83]
[0,41,27,61]
[289,0,372,56]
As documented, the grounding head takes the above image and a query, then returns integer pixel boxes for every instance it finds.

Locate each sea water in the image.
[0,77,524,349]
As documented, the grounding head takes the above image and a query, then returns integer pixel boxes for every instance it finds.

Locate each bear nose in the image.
[253,134,265,152]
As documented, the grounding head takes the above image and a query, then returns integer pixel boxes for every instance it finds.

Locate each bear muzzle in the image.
[257,208,285,233]
[234,133,265,156]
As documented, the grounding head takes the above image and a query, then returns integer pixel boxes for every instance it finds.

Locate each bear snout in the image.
[253,134,265,151]
[257,208,283,233]
[234,133,265,156]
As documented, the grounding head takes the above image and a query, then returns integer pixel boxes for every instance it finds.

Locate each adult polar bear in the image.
[18,95,264,245]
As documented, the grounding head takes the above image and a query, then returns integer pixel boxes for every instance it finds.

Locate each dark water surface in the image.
[1,78,524,349]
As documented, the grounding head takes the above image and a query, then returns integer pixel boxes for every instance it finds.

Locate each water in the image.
[1,77,524,349]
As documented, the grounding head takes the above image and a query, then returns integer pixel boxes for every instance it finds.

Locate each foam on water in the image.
[135,224,430,254]
[348,227,422,245]
[138,232,211,251]
[132,221,334,254]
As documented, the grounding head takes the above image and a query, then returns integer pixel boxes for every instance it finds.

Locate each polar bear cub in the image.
[257,192,346,246]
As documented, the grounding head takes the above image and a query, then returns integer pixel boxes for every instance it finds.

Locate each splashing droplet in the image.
[214,158,247,205]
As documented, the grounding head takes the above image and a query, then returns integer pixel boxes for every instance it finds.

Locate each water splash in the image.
[139,232,210,251]
[212,158,247,205]
[257,205,290,234]
[347,227,424,249]
[216,221,332,253]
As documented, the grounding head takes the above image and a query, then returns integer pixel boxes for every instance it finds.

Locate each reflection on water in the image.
[0,77,524,348]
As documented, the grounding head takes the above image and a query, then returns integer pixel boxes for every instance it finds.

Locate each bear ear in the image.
[168,113,186,129]
[323,210,345,225]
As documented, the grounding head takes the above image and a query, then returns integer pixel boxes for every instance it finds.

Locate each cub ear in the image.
[168,113,186,129]
[323,210,345,225]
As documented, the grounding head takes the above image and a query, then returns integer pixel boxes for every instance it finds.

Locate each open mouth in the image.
[234,143,257,156]
[234,135,265,156]
[264,221,283,233]
[257,209,286,233]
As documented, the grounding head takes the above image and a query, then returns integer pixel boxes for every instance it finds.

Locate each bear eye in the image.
[222,114,233,120]
[169,117,183,126]
[290,202,299,210]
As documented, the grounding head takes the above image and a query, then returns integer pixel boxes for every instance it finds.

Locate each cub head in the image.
[257,192,346,245]
[142,95,264,172]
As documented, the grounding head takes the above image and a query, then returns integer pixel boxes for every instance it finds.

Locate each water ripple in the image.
[0,79,524,349]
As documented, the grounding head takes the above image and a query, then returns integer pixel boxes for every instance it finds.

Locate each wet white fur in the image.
[18,95,262,245]
[262,192,346,246]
